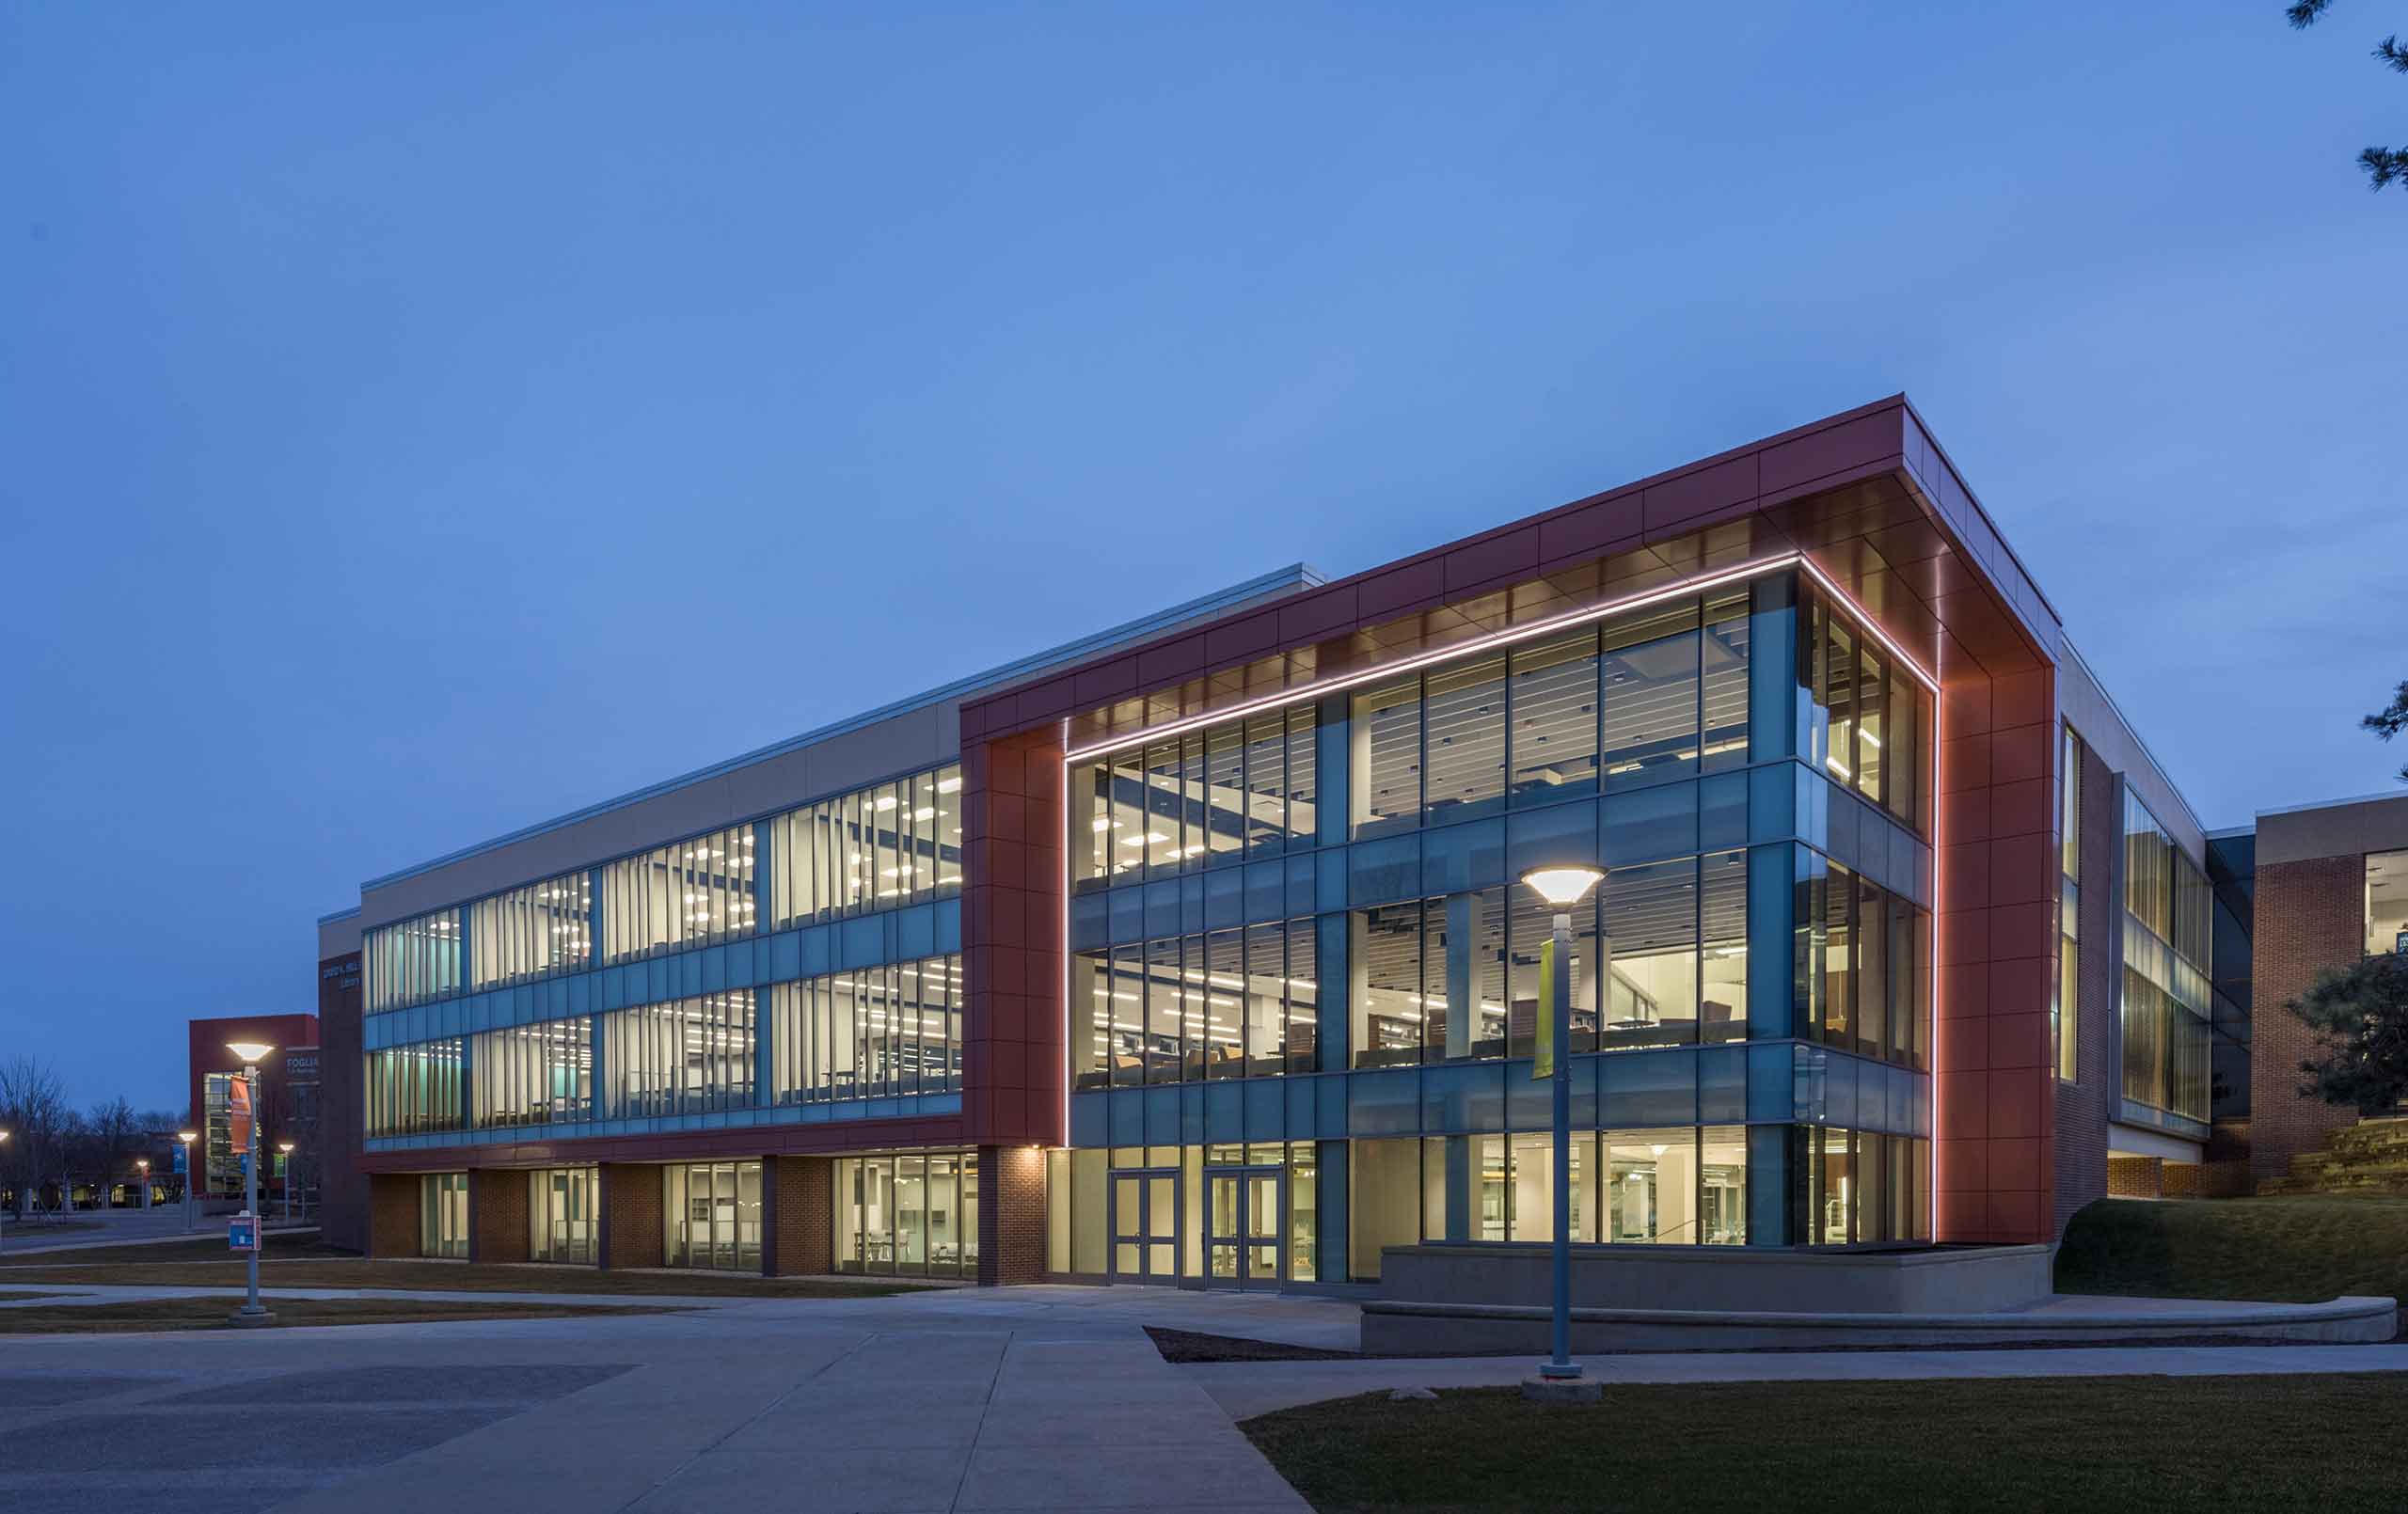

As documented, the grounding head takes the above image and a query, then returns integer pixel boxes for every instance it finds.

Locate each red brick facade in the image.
[961,731,1065,1149]
[467,1168,530,1265]
[2249,856,2369,1182]
[2106,1155,2162,1198]
[763,1155,833,1276]
[597,1161,664,1271]
[366,1172,419,1257]
[976,1144,1046,1285]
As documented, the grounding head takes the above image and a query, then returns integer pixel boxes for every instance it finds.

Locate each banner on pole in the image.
[1533,937,1556,1080]
[228,1075,252,1154]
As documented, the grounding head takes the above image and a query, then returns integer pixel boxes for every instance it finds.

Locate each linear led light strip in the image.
[1055,549,1952,1215]
[1065,551,1939,765]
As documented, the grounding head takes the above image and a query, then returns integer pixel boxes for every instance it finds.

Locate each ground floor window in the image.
[664,1161,761,1270]
[833,1151,979,1277]
[420,1172,467,1258]
[529,1166,598,1263]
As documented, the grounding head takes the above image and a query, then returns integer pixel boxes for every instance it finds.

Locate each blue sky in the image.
[3,3,2401,1109]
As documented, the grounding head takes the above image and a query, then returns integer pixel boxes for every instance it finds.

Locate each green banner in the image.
[1534,936,1556,1080]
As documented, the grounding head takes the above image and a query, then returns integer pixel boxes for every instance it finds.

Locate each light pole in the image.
[276,1143,295,1224]
[177,1132,197,1233]
[135,1159,150,1211]
[1519,863,1605,1402]
[0,1129,10,1257]
[226,1042,276,1327]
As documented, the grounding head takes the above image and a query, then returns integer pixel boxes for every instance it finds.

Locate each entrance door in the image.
[1109,1169,1179,1284]
[1204,1165,1283,1289]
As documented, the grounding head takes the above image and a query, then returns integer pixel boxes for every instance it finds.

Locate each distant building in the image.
[187,1013,318,1199]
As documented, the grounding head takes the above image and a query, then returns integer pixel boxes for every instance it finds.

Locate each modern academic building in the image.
[314,396,2259,1285]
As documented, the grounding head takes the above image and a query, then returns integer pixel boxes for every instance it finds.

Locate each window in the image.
[769,765,965,920]
[2369,849,2408,957]
[1798,589,1929,834]
[470,1017,592,1128]
[469,872,592,989]
[602,993,756,1118]
[769,954,962,1103]
[2119,793,2212,1120]
[664,1161,760,1270]
[834,1150,979,1278]
[1072,923,1316,1089]
[1794,849,1927,1069]
[365,1040,464,1137]
[364,909,462,1012]
[1509,632,1600,800]
[1601,603,1701,786]
[420,1173,468,1258]
[601,827,756,961]
[528,1167,597,1264]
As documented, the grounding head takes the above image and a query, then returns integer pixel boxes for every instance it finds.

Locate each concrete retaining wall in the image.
[1377,1242,2055,1316]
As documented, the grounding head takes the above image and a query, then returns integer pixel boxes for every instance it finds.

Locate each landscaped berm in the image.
[1242,1195,2408,1514]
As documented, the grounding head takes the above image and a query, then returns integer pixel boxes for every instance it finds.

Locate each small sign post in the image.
[229,1214,260,1253]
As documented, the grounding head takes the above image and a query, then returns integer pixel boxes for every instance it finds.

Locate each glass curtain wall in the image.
[664,1161,762,1269]
[768,954,962,1102]
[2058,726,2083,1083]
[1793,853,1928,1068]
[1072,922,1317,1090]
[600,827,757,962]
[365,1040,465,1136]
[469,872,593,988]
[470,1018,593,1128]
[1798,586,1928,834]
[420,1172,468,1258]
[1072,710,1318,886]
[770,765,964,925]
[2120,794,2212,1121]
[527,1167,597,1263]
[832,1150,981,1277]
[602,994,757,1118]
[365,909,463,1012]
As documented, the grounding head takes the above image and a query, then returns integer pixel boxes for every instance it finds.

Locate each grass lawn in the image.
[0,1235,357,1267]
[0,1257,931,1299]
[2056,1194,2408,1304]
[1245,1375,2408,1514]
[0,1297,678,1334]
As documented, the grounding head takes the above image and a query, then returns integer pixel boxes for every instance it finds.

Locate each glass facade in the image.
[2369,849,2408,957]
[420,1172,468,1258]
[365,908,462,1013]
[528,1167,597,1263]
[601,826,758,962]
[366,1039,465,1136]
[768,954,963,1102]
[602,994,757,1118]
[470,871,593,988]
[1072,921,1315,1090]
[2057,726,2083,1084]
[1073,711,1317,885]
[470,1018,592,1129]
[833,1150,980,1277]
[664,1161,762,1269]
[771,765,963,923]
[2119,793,2212,1125]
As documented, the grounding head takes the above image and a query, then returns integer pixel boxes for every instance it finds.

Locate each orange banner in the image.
[228,1075,252,1155]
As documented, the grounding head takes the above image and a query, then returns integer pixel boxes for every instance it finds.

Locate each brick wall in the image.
[764,1156,833,1276]
[367,1172,419,1257]
[468,1168,530,1265]
[597,1162,663,1271]
[2250,856,2368,1182]
[976,1144,1045,1285]
[2052,739,2119,1235]
[2106,1156,2162,1198]
[1936,665,2058,1244]
[961,731,1066,1148]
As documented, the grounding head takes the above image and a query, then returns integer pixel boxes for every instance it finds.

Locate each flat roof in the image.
[2255,789,2408,821]
[350,562,1324,898]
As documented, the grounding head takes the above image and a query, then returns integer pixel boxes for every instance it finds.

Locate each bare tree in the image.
[0,1056,69,1217]
[86,1098,143,1208]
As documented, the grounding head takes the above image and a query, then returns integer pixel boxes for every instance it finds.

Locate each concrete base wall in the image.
[1361,1295,2399,1354]
[1377,1243,2054,1317]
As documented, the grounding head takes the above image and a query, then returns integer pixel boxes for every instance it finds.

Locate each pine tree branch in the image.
[2289,0,2334,26]
[2364,147,2408,191]
[2377,35,2408,71]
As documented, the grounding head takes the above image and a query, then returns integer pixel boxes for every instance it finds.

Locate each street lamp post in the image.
[1519,864,1606,1403]
[177,1132,197,1233]
[135,1159,150,1211]
[276,1143,295,1224]
[226,1042,276,1328]
[0,1129,10,1257]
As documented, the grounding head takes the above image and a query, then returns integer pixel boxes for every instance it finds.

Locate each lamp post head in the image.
[1520,865,1605,909]
[277,1143,294,1155]
[178,1131,196,1144]
[137,1159,149,1172]
[225,1041,276,1065]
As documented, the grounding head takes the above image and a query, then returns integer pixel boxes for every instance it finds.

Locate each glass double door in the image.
[1109,1169,1179,1285]
[1206,1165,1282,1288]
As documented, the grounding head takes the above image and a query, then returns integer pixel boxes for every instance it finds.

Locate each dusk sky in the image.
[4,4,2401,1111]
